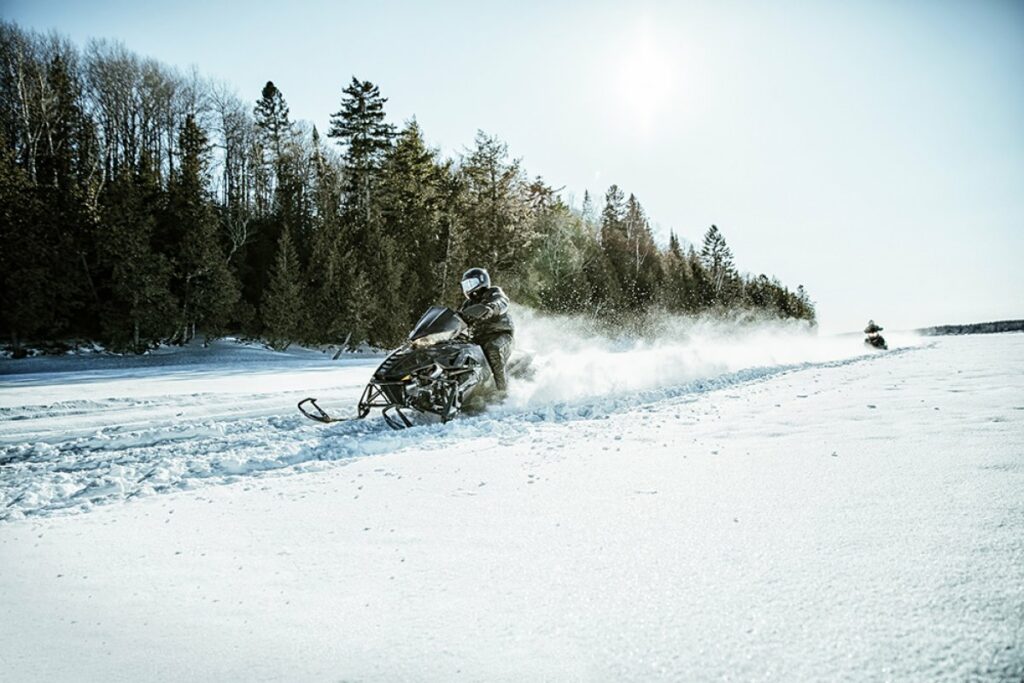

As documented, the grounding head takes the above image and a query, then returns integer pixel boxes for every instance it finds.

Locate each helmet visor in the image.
[461,276,482,295]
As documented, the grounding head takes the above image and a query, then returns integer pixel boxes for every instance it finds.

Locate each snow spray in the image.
[503,307,924,407]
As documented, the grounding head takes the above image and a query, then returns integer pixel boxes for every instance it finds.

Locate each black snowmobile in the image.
[299,306,504,429]
[864,319,887,350]
[864,333,888,350]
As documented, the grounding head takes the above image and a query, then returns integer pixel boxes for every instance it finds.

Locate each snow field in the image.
[0,317,919,520]
[0,332,1021,680]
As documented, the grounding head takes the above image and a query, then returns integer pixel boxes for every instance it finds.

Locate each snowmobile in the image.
[863,319,887,350]
[299,306,512,429]
[864,332,888,350]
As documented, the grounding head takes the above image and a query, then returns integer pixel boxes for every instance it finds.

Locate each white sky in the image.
[6,0,1023,333]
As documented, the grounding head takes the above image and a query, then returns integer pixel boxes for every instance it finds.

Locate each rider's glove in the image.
[463,303,491,321]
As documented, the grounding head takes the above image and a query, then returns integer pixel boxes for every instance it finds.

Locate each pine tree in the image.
[580,239,622,316]
[305,229,370,348]
[599,184,626,243]
[245,81,305,326]
[262,224,303,349]
[621,194,661,308]
[794,284,816,322]
[700,224,737,305]
[744,274,772,311]
[768,276,790,317]
[668,231,682,258]
[687,246,713,312]
[0,133,62,355]
[328,78,395,164]
[455,131,534,281]
[580,190,596,231]
[253,81,293,169]
[326,77,398,345]
[598,184,630,311]
[96,157,175,352]
[365,235,405,346]
[304,131,369,347]
[253,81,305,228]
[38,51,97,337]
[661,230,693,314]
[167,115,239,343]
[378,119,448,326]
[328,76,395,223]
[435,161,465,303]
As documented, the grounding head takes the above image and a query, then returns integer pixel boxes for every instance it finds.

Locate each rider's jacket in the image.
[460,286,514,340]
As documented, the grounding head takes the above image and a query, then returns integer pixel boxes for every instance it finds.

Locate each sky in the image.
[4,0,1023,333]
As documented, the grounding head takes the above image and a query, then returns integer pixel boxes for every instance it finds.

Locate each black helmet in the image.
[461,267,490,298]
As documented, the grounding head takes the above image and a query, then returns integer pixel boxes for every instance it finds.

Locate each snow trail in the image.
[0,315,921,520]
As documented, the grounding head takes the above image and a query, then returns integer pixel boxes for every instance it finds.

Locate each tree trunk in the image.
[80,252,100,306]
[332,331,352,359]
[11,331,26,359]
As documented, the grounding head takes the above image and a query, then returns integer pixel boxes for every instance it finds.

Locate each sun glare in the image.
[613,23,678,134]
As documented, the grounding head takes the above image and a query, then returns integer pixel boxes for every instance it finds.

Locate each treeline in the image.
[918,320,1024,336]
[0,22,814,356]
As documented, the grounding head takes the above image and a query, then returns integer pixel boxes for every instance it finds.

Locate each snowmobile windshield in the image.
[408,306,468,346]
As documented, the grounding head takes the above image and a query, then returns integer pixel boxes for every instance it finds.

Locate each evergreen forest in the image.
[0,22,815,356]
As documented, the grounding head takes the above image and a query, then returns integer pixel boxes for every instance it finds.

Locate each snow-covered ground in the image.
[1,327,1022,680]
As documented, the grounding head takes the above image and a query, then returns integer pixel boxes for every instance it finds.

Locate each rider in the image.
[864,319,887,349]
[459,267,514,392]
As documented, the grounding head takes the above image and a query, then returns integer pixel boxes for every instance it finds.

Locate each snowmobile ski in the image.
[297,397,363,424]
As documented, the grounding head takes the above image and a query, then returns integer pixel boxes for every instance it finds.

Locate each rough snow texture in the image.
[0,320,912,520]
[1,332,1022,681]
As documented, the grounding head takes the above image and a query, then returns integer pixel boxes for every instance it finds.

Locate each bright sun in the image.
[613,25,678,133]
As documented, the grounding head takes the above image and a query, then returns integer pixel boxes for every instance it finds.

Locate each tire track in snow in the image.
[0,347,919,520]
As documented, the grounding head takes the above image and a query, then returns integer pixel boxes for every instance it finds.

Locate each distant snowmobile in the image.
[864,319,888,350]
[299,306,529,429]
[864,334,888,350]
